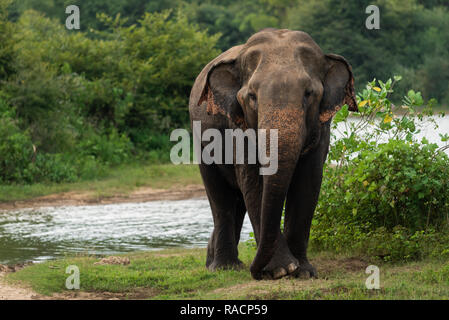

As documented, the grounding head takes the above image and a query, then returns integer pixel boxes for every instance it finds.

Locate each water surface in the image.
[0,199,252,265]
[333,115,449,154]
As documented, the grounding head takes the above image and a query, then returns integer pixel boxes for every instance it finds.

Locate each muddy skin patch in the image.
[201,84,248,129]
[206,85,225,116]
[319,105,341,123]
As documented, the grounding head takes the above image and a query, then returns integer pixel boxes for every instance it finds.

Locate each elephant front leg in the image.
[200,164,246,271]
[238,166,300,279]
[284,148,327,278]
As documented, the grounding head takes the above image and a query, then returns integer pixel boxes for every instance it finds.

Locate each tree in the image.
[0,0,14,80]
[285,0,449,102]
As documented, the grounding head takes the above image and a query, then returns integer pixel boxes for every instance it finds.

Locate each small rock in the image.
[0,264,9,272]
[94,256,130,266]
[0,263,31,273]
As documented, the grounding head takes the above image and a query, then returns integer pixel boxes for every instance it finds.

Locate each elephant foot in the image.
[261,239,300,280]
[207,258,244,271]
[292,259,317,279]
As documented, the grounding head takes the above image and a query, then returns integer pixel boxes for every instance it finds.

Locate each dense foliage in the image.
[310,79,449,261]
[0,0,14,80]
[0,0,448,191]
[7,0,449,104]
[0,2,219,183]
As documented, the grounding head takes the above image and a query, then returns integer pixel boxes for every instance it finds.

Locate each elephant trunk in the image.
[250,107,305,279]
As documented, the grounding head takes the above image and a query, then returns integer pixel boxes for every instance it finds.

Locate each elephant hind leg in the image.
[200,164,246,271]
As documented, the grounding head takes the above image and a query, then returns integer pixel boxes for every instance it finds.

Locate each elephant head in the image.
[191,29,357,279]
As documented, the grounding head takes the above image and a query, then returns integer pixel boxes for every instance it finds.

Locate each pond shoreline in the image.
[0,184,206,212]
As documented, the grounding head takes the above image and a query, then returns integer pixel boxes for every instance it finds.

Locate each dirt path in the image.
[0,264,44,300]
[0,271,143,300]
[0,273,42,300]
[0,184,206,211]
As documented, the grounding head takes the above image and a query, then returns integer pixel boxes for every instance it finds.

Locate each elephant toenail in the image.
[287,263,298,274]
[273,267,287,279]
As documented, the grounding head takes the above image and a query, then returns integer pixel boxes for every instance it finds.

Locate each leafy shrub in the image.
[0,0,15,80]
[77,129,133,166]
[317,140,449,235]
[26,153,78,183]
[12,9,219,136]
[310,223,449,262]
[0,97,110,184]
[0,100,34,183]
[310,77,449,261]
[0,8,220,186]
[128,129,173,162]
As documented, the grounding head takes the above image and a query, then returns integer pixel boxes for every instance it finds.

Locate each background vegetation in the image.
[1,0,219,183]
[311,78,449,262]
[1,0,449,184]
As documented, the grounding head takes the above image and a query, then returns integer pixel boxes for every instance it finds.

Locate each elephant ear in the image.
[192,45,246,128]
[319,54,358,124]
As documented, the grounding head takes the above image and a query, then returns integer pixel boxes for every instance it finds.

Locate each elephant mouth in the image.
[299,128,321,157]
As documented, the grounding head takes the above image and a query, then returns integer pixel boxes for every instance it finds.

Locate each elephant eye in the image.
[303,90,313,107]
[248,93,257,102]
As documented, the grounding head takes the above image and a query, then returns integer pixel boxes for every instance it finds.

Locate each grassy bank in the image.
[0,163,202,203]
[6,245,449,300]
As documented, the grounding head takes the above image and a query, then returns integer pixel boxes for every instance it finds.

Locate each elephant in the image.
[189,28,358,280]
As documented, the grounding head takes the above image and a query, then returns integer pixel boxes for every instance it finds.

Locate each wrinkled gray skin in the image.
[189,29,357,280]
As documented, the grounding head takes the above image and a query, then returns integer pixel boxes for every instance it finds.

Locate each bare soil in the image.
[0,273,42,300]
[0,262,158,300]
[0,263,41,300]
[0,272,154,300]
[0,184,206,211]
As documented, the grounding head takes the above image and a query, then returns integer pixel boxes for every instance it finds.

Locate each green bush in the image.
[0,97,110,184]
[310,222,449,262]
[0,0,15,80]
[0,8,220,186]
[318,140,449,233]
[309,77,449,261]
[27,153,78,183]
[11,9,219,136]
[128,129,173,162]
[77,129,133,166]
[0,100,34,183]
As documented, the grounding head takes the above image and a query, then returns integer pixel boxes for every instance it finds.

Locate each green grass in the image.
[6,245,449,299]
[0,163,202,202]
